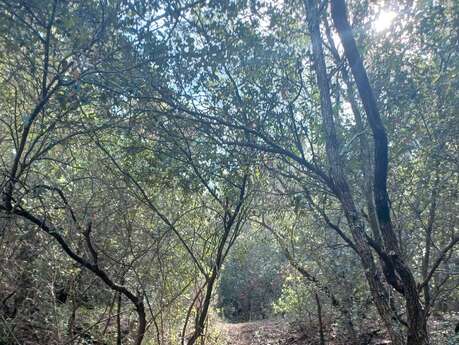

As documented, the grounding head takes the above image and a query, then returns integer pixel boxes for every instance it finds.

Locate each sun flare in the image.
[373,10,397,32]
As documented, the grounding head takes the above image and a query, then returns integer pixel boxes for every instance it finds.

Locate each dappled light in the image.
[0,1,458,345]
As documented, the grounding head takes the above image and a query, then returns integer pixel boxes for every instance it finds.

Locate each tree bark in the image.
[134,302,146,345]
[421,174,439,315]
[117,292,122,345]
[303,1,405,344]
[315,293,326,345]
[330,1,428,344]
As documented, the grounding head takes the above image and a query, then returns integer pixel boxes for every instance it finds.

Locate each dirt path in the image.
[219,315,459,345]
[221,320,301,345]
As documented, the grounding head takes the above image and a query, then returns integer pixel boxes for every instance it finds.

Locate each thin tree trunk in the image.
[117,292,122,345]
[315,293,326,345]
[186,178,247,345]
[187,274,217,345]
[422,174,439,316]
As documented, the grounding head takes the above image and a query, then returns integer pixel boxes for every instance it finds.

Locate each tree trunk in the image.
[422,174,439,316]
[134,302,146,345]
[330,1,429,344]
[315,293,326,345]
[187,273,217,345]
[303,1,405,344]
[117,292,122,345]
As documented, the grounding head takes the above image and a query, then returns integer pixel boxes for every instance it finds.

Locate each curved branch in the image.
[0,204,146,345]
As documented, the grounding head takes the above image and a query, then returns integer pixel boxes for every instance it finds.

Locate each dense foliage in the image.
[0,1,457,345]
[218,230,284,322]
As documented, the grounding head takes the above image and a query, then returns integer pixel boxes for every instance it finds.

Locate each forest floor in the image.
[220,320,305,345]
[218,312,459,345]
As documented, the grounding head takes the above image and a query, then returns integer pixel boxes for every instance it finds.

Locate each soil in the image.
[220,320,304,345]
[218,312,459,345]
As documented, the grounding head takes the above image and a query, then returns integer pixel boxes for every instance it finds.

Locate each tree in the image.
[1,1,457,344]
[157,0,458,343]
